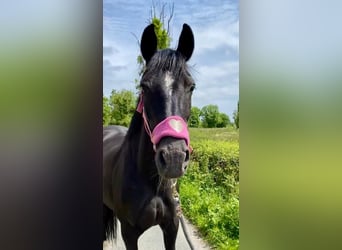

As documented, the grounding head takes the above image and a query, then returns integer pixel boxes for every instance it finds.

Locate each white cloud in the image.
[103,39,140,96]
[197,61,239,80]
[190,59,239,116]
[193,19,239,55]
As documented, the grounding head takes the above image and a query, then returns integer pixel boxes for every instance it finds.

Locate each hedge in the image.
[190,140,239,195]
[180,140,239,249]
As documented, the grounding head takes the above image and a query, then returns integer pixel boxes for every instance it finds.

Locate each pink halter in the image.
[136,93,191,151]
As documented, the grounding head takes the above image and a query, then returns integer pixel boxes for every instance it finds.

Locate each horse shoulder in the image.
[103,125,128,209]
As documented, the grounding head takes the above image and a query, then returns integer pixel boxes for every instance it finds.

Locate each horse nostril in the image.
[159,150,167,166]
[184,149,190,162]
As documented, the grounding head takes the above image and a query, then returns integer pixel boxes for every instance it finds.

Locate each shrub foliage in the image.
[180,132,239,250]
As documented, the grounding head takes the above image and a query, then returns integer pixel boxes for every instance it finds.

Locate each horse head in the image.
[138,23,195,179]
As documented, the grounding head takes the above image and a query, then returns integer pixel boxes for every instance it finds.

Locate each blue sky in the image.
[103,0,239,118]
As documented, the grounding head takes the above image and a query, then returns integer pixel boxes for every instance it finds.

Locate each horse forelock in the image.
[142,49,193,84]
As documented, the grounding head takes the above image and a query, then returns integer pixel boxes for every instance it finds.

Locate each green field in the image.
[189,127,239,142]
[180,127,240,250]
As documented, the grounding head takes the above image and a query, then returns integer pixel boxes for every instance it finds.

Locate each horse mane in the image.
[126,109,143,139]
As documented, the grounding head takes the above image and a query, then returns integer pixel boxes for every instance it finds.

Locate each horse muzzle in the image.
[152,116,190,178]
[155,137,190,178]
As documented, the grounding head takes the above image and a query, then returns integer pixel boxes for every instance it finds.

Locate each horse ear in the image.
[140,24,157,63]
[176,23,194,61]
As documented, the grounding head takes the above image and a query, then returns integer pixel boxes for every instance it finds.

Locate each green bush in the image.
[190,140,239,195]
[180,139,239,250]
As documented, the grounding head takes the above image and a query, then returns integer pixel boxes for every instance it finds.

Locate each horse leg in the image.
[160,217,179,250]
[120,221,142,250]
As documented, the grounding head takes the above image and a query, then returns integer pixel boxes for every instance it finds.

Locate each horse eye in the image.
[190,84,196,92]
[140,82,150,91]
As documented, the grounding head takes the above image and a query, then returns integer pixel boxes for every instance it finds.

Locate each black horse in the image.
[103,23,195,250]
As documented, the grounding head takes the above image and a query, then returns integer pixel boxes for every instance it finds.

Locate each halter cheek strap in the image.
[136,93,191,152]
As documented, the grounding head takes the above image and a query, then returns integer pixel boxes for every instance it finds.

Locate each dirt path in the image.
[103,216,211,250]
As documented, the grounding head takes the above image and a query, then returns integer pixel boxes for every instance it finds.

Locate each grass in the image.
[180,127,240,250]
[189,127,239,142]
[181,179,239,250]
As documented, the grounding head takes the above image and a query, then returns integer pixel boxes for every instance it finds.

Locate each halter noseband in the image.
[136,92,191,152]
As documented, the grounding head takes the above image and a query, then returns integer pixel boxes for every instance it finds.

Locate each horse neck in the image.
[125,111,173,194]
[125,111,159,180]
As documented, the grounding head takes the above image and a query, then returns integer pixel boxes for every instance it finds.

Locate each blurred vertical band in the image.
[241,0,342,249]
[0,1,102,250]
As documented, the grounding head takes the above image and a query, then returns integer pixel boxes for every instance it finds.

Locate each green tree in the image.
[189,106,201,128]
[103,96,111,126]
[216,112,231,128]
[233,100,239,129]
[109,90,136,126]
[200,105,220,128]
[136,3,173,78]
[151,17,171,50]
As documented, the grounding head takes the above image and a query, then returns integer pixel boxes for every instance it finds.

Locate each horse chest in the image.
[119,183,175,228]
[137,193,176,230]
